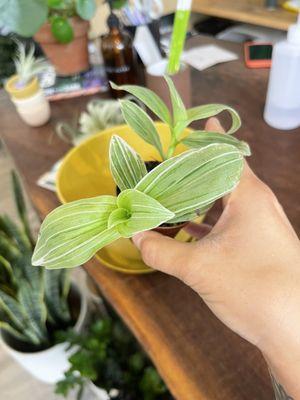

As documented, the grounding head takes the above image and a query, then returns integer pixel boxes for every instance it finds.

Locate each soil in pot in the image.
[1,284,81,353]
[116,160,188,238]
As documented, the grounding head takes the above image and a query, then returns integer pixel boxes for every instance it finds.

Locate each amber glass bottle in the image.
[101,13,137,98]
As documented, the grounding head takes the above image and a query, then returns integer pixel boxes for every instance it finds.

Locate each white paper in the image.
[182,45,238,71]
[133,25,162,67]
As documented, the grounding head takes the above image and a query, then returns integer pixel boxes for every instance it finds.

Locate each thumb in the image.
[133,230,196,279]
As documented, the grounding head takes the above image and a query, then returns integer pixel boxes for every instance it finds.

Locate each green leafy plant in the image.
[13,41,49,87]
[55,315,171,400]
[0,172,72,347]
[32,80,250,270]
[0,0,97,43]
[110,78,250,159]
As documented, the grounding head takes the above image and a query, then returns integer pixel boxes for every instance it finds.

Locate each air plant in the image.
[13,41,49,88]
[32,79,250,270]
[56,99,125,146]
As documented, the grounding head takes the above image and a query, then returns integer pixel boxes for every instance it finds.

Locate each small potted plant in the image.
[32,78,250,271]
[55,313,172,400]
[5,41,50,127]
[0,172,88,383]
[1,0,97,75]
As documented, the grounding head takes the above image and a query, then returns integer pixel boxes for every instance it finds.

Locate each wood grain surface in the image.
[193,0,297,31]
[1,36,300,400]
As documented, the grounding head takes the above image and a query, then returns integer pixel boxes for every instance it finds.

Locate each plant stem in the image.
[167,127,178,158]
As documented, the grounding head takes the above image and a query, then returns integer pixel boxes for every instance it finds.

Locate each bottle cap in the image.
[287,13,300,45]
[107,13,120,29]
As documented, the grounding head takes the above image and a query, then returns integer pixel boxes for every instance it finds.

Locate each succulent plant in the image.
[0,172,71,346]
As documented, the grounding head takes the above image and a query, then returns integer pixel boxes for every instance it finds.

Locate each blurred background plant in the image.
[0,0,97,43]
[55,309,172,400]
[0,171,72,348]
[13,41,49,88]
[56,99,125,146]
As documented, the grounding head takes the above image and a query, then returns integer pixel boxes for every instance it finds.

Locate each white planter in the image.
[0,285,88,384]
[12,89,50,127]
[88,381,119,400]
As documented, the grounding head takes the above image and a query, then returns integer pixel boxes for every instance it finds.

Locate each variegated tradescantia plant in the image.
[32,79,250,270]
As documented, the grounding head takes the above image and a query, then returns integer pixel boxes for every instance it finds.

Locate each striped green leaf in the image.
[182,131,251,156]
[185,104,241,134]
[110,82,171,124]
[0,321,27,342]
[119,100,165,160]
[32,196,120,269]
[18,279,48,343]
[136,144,244,223]
[0,289,26,332]
[164,75,187,129]
[109,135,147,191]
[108,189,174,238]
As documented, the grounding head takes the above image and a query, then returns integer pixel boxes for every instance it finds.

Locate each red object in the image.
[244,42,273,69]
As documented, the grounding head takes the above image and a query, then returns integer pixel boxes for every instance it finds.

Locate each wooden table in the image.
[192,0,297,31]
[1,36,300,400]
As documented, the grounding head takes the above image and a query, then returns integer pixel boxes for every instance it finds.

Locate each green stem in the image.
[167,127,178,158]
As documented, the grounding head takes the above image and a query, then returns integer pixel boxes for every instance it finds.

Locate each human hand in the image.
[133,118,300,398]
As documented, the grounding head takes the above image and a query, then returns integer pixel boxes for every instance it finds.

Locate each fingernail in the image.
[210,117,222,128]
[132,232,145,249]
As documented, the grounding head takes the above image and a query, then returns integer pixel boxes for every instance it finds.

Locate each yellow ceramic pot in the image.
[5,75,40,100]
[57,123,203,274]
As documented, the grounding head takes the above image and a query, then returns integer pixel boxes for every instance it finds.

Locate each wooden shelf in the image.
[2,35,300,399]
[192,0,297,30]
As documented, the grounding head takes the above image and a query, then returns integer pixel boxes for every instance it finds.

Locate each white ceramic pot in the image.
[0,284,88,384]
[12,89,51,127]
[88,381,115,400]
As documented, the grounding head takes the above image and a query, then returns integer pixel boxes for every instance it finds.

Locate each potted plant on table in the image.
[5,41,50,127]
[55,313,172,400]
[0,0,97,76]
[0,172,87,383]
[32,77,250,271]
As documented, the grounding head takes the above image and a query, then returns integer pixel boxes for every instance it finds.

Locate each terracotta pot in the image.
[34,17,90,76]
[146,59,191,109]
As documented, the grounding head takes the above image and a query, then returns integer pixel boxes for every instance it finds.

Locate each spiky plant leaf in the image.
[185,104,241,134]
[182,131,251,156]
[18,279,48,343]
[136,144,244,223]
[108,189,174,237]
[0,232,21,264]
[44,269,71,324]
[110,82,171,124]
[32,196,120,269]
[109,135,147,191]
[0,215,31,253]
[0,289,26,332]
[12,171,35,248]
[0,321,27,342]
[0,255,15,290]
[119,100,165,160]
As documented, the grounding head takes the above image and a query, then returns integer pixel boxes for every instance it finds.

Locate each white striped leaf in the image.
[119,100,165,160]
[109,135,147,191]
[135,144,244,223]
[108,189,174,238]
[182,131,251,156]
[184,104,241,134]
[32,196,120,269]
[164,75,187,132]
[110,82,171,124]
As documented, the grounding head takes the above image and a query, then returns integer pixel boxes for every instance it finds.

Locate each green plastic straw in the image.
[167,0,192,75]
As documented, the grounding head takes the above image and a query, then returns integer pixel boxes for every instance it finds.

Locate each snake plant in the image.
[32,79,250,270]
[0,172,71,347]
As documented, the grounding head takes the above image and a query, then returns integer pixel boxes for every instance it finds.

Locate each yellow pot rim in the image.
[5,75,40,100]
